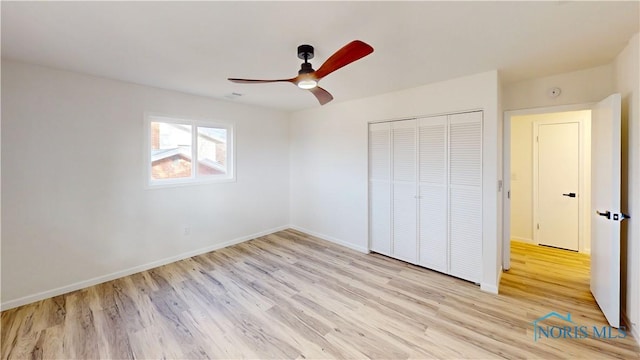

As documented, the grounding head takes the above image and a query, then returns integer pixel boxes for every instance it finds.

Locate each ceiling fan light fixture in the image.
[297,79,318,89]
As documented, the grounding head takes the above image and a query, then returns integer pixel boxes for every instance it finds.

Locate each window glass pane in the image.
[197,126,227,176]
[150,121,193,180]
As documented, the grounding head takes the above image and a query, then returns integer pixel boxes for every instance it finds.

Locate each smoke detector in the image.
[548,87,562,98]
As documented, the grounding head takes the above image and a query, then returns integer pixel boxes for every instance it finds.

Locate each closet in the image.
[368,111,482,283]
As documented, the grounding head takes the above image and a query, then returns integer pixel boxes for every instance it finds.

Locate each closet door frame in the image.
[367,110,484,284]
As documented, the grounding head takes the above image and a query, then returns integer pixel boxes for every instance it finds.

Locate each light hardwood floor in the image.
[2,231,639,359]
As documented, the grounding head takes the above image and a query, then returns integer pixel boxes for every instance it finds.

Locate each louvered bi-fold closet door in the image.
[392,120,418,263]
[448,112,483,283]
[369,123,392,256]
[417,116,448,273]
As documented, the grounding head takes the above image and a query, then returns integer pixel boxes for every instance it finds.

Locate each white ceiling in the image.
[2,1,638,112]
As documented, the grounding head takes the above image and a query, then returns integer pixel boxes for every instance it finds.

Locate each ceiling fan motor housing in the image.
[299,62,315,75]
[297,44,314,60]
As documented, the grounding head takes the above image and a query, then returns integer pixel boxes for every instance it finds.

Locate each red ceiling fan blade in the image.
[314,40,374,80]
[309,86,334,105]
[228,78,295,84]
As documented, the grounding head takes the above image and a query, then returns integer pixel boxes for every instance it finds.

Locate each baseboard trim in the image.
[481,266,502,294]
[1,225,289,311]
[511,236,534,244]
[480,282,499,294]
[288,225,369,254]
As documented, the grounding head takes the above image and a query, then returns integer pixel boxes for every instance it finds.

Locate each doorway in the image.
[509,110,591,253]
[502,95,623,328]
[503,104,593,272]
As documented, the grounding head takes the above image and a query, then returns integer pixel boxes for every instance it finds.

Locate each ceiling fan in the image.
[228,40,374,105]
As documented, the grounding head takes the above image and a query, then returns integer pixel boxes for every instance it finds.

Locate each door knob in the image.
[596,210,611,219]
[562,193,577,198]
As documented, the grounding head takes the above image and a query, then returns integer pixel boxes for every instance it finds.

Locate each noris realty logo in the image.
[531,312,627,342]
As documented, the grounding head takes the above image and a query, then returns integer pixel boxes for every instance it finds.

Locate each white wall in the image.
[289,70,501,292]
[503,64,614,111]
[510,111,591,254]
[1,60,291,309]
[614,32,640,344]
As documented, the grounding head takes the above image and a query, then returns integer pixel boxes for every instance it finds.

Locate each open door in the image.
[591,93,625,328]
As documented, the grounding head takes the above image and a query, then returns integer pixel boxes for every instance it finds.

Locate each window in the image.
[146,114,234,187]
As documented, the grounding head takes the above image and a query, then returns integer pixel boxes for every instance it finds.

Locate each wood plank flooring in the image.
[2,231,639,359]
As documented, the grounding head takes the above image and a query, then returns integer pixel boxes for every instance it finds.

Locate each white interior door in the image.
[417,116,448,273]
[536,122,580,251]
[591,93,622,328]
[392,120,417,263]
[448,112,483,283]
[369,123,391,255]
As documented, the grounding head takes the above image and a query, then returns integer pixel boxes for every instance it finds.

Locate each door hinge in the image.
[537,223,540,230]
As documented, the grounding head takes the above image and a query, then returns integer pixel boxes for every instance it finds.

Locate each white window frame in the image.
[144,113,235,188]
